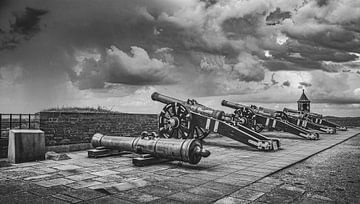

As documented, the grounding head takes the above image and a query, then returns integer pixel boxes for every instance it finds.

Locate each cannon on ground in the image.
[151,92,280,151]
[90,132,210,166]
[283,108,347,131]
[258,107,335,134]
[221,100,320,140]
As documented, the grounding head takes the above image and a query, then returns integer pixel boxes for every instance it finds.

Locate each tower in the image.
[297,89,310,112]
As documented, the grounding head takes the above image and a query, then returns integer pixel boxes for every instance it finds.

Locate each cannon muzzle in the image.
[283,108,302,114]
[221,100,248,110]
[91,133,210,164]
[306,112,323,119]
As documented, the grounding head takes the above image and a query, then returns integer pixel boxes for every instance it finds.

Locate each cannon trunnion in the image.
[151,92,280,151]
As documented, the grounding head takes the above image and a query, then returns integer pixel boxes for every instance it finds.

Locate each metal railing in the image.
[0,114,40,138]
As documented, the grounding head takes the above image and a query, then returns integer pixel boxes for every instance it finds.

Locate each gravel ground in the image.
[258,133,360,204]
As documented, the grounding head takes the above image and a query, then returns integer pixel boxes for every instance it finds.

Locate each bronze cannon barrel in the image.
[257,106,278,117]
[152,92,225,120]
[91,133,210,164]
[283,108,301,114]
[221,100,249,110]
[151,92,186,105]
[306,112,323,119]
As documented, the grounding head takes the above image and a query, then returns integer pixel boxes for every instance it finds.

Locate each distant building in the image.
[297,89,310,112]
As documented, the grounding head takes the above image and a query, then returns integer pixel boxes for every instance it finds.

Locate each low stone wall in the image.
[39,111,158,146]
[0,111,158,158]
[0,138,8,158]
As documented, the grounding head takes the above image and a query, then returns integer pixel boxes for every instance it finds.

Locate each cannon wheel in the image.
[158,102,193,139]
[275,111,289,121]
[253,122,265,133]
[192,126,210,140]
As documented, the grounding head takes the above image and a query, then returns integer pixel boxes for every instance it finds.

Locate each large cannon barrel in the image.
[283,108,301,114]
[152,92,225,120]
[151,92,186,105]
[221,100,249,110]
[283,108,323,119]
[91,133,210,164]
[257,106,278,117]
[306,112,323,119]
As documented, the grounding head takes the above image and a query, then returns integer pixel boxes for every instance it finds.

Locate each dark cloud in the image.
[263,38,358,72]
[316,0,330,7]
[270,73,278,85]
[0,7,48,50]
[282,80,290,87]
[299,82,312,87]
[76,46,177,89]
[0,0,359,110]
[304,72,360,105]
[222,14,262,39]
[263,60,321,72]
[288,30,360,53]
[266,8,291,25]
[286,41,357,63]
[313,97,360,104]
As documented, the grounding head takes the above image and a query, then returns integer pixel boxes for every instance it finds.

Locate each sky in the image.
[0,0,360,117]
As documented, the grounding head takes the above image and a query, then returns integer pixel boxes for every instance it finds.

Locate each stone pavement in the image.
[0,128,358,204]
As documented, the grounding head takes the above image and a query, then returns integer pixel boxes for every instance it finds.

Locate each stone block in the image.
[8,129,45,163]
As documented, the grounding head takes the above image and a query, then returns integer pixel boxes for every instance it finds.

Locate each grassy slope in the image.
[324,116,360,127]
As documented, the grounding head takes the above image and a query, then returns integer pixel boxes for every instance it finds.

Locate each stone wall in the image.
[39,111,158,146]
[0,138,8,158]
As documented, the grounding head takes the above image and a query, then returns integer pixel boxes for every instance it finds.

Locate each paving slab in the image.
[186,186,229,199]
[35,178,74,187]
[66,173,97,181]
[0,128,358,203]
[82,195,134,204]
[53,164,81,171]
[65,179,102,189]
[231,188,265,201]
[214,196,250,204]
[167,191,216,203]
[114,190,161,203]
[52,193,82,203]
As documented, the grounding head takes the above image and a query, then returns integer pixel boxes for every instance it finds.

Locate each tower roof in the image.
[297,89,310,102]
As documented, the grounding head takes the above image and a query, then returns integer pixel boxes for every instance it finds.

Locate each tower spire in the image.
[297,89,310,112]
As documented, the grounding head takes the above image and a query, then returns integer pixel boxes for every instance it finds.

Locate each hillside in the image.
[324,116,360,127]
[42,106,120,113]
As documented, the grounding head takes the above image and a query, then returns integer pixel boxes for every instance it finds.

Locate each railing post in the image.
[19,114,22,129]
[29,114,31,129]
[10,114,12,129]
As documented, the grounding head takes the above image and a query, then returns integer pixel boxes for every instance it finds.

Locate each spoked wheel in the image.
[275,111,288,121]
[192,126,210,140]
[158,102,192,139]
[236,108,258,131]
[253,121,265,133]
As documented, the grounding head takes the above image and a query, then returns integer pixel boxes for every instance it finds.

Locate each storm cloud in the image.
[0,0,360,113]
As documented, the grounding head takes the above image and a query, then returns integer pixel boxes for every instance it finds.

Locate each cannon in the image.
[151,92,280,151]
[90,132,210,166]
[258,107,335,134]
[283,108,347,131]
[221,100,320,140]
